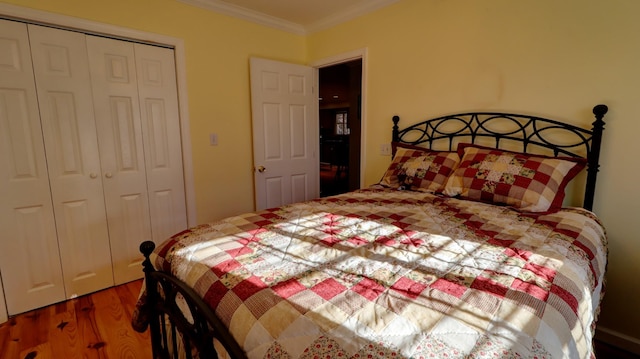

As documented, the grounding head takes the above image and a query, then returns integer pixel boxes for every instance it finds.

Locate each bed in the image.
[132,105,609,359]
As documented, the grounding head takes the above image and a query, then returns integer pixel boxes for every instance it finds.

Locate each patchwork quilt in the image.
[134,187,607,359]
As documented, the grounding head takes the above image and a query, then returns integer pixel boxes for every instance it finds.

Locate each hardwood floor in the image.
[1,278,637,359]
[0,280,151,359]
[594,339,640,358]
[320,163,349,197]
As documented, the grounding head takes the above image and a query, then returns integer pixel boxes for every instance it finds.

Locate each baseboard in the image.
[595,326,640,355]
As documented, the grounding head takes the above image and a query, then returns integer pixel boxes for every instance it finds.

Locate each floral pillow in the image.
[443,143,587,212]
[379,143,460,193]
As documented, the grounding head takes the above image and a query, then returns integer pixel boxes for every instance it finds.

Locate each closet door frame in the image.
[0,2,197,227]
[0,276,5,323]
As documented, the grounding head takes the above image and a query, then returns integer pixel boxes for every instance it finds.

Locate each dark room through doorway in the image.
[318,59,362,197]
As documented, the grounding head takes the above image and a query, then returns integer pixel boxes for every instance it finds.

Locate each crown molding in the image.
[178,0,399,35]
[306,0,400,34]
[178,0,306,35]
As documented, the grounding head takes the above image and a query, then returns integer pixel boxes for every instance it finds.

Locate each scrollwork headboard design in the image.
[392,105,608,211]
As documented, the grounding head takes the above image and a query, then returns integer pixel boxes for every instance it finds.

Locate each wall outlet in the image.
[209,133,218,146]
[380,143,391,156]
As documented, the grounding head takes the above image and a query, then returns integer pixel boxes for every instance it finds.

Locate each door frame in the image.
[0,3,197,227]
[310,48,368,189]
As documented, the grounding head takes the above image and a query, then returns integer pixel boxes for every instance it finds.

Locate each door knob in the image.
[105,172,113,178]
[89,173,98,179]
[257,166,266,173]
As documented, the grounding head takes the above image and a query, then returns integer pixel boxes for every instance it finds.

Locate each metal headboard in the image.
[391,104,608,211]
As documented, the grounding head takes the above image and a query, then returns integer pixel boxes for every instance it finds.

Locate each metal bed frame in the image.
[136,104,608,358]
[391,104,608,211]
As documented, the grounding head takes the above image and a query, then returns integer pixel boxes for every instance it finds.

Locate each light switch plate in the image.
[209,133,218,146]
[380,143,391,156]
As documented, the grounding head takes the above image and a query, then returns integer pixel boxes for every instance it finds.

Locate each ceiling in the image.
[179,0,400,34]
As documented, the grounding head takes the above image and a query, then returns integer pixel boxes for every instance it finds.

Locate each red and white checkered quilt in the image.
[137,187,607,359]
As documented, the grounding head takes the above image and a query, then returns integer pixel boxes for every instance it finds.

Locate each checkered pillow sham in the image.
[379,143,460,193]
[443,143,586,212]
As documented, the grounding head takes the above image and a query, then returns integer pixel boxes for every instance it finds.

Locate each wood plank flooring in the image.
[0,280,151,359]
[1,278,638,358]
[595,340,640,359]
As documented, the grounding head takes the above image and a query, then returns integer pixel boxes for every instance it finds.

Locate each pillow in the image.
[380,143,460,193]
[443,143,586,212]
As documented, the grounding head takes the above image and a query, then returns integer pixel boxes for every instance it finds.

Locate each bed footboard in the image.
[139,241,248,359]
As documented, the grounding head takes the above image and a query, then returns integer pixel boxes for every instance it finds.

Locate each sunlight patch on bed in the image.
[174,234,246,260]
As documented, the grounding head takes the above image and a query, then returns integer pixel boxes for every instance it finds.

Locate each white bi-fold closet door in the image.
[86,34,187,284]
[0,20,65,317]
[0,20,187,315]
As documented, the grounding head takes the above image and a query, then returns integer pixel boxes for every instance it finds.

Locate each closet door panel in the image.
[135,44,188,243]
[28,25,114,296]
[0,19,66,314]
[86,36,153,284]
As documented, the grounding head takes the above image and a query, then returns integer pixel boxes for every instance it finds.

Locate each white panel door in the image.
[250,57,319,210]
[134,43,188,243]
[86,36,154,284]
[0,19,66,315]
[29,25,114,297]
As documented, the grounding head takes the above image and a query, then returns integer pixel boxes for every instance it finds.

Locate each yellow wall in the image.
[0,0,306,223]
[2,0,639,348]
[308,0,640,345]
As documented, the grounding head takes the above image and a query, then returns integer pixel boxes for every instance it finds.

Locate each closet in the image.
[0,19,188,316]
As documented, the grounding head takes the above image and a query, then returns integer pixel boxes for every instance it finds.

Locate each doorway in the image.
[318,59,363,197]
